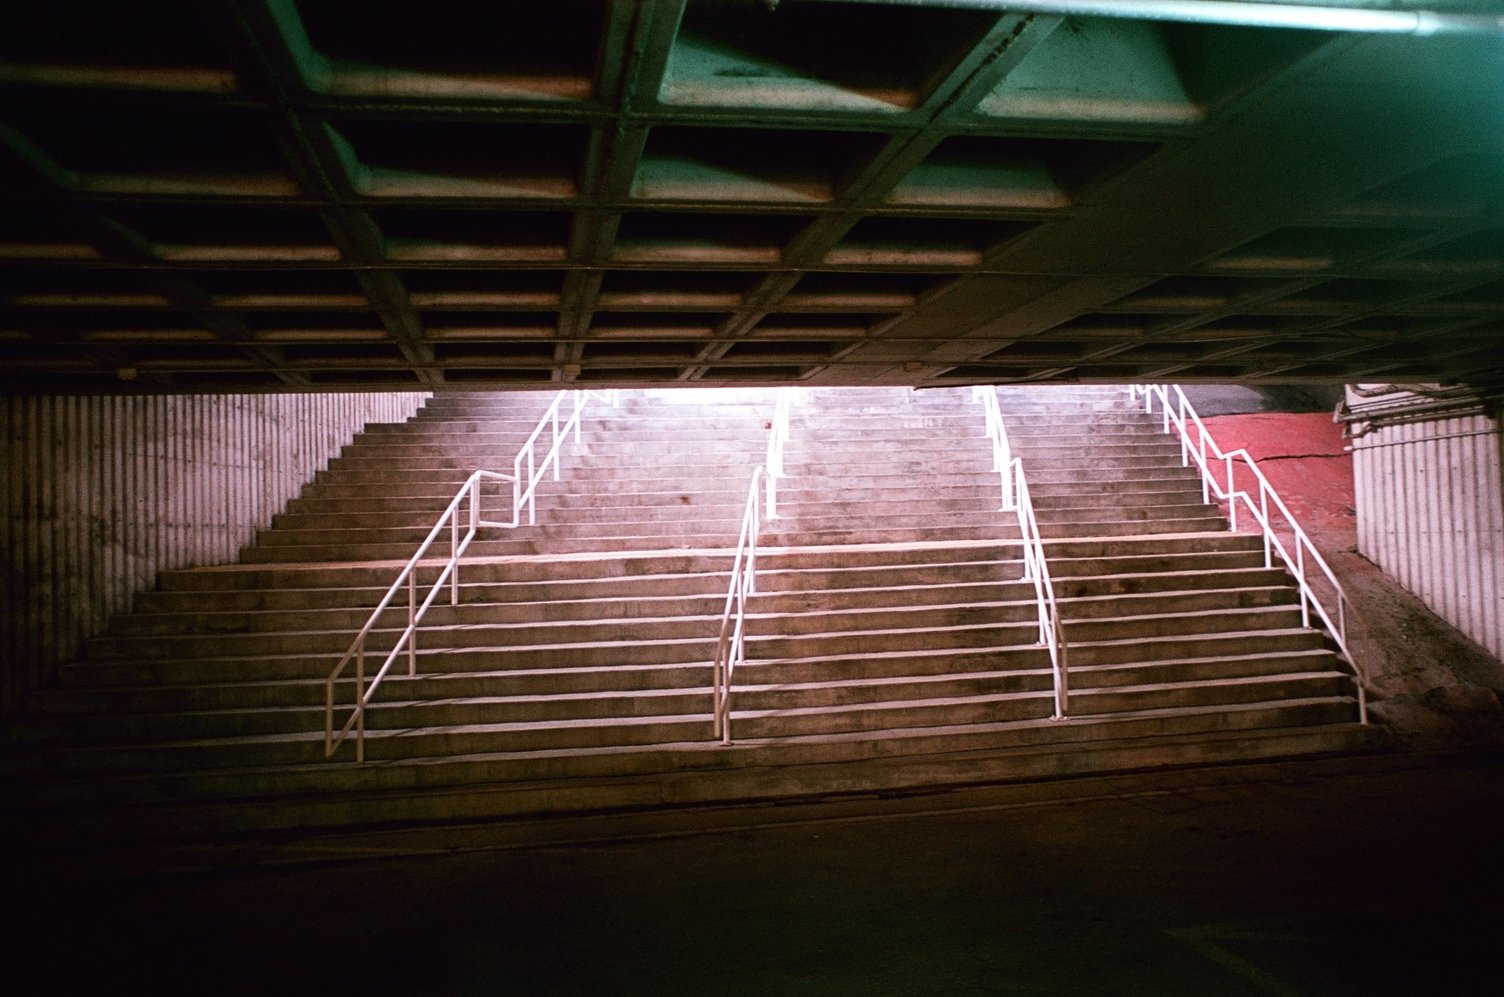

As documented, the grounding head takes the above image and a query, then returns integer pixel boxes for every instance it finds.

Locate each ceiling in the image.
[4,0,1504,393]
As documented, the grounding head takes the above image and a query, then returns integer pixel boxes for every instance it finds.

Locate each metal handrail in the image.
[324,387,617,761]
[1014,461,1069,719]
[973,384,1016,511]
[974,385,1068,719]
[1129,383,1368,724]
[509,388,619,527]
[713,466,765,744]
[712,388,793,743]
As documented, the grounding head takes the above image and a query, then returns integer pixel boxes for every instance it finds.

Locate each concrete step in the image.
[270,502,752,531]
[1007,466,1205,485]
[1032,502,1216,524]
[339,439,769,460]
[253,516,750,548]
[37,644,1062,719]
[24,681,1360,779]
[287,489,755,514]
[1038,517,1226,538]
[1069,647,1339,689]
[1063,604,1306,643]
[159,542,1029,593]
[237,529,1032,564]
[323,452,764,473]
[1067,671,1353,716]
[1006,424,1168,439]
[10,714,1377,837]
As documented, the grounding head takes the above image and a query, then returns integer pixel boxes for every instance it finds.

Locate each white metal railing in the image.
[712,388,793,743]
[974,384,1016,511]
[1129,383,1368,724]
[324,388,618,761]
[713,466,766,744]
[973,385,1069,719]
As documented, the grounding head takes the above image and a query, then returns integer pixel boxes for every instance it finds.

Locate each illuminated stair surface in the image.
[4,387,1378,842]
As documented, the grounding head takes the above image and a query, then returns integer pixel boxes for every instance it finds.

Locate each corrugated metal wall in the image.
[0,392,429,713]
[1352,411,1504,660]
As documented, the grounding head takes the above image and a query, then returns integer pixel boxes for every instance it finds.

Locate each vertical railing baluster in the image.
[1261,482,1272,567]
[551,402,560,481]
[1296,539,1310,627]
[1227,456,1237,531]
[356,644,365,764]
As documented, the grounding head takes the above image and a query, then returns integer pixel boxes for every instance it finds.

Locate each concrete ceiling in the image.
[4,0,1504,393]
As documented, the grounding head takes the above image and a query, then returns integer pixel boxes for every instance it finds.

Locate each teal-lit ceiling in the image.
[3,0,1504,392]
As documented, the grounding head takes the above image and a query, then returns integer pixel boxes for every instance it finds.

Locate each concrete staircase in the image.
[995,385,1226,538]
[245,390,769,562]
[3,386,1378,843]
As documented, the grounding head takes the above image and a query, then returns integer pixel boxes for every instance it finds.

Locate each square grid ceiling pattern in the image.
[3,0,1504,393]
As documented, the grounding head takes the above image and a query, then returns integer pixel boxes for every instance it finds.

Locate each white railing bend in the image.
[712,388,792,743]
[1128,383,1367,724]
[325,388,618,761]
[973,386,1069,719]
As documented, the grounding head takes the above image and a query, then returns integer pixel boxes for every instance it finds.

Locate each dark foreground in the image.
[7,752,1503,996]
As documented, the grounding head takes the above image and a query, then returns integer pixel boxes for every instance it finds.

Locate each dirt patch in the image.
[1204,413,1504,750]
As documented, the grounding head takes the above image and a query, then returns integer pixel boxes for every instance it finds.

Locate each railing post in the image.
[551,403,560,481]
[1197,436,1209,502]
[1261,482,1272,567]
[1054,620,1069,721]
[1227,455,1237,531]
[408,571,417,676]
[748,500,758,597]
[527,446,536,525]
[1296,541,1310,628]
[450,503,459,603]
[713,651,723,741]
[355,644,365,764]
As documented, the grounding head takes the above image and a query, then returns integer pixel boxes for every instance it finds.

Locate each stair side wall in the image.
[1348,389,1504,661]
[0,391,430,715]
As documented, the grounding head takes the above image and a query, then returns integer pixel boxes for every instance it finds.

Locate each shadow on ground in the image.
[5,754,1503,996]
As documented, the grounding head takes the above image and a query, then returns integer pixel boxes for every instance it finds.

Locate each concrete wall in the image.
[1347,387,1504,660]
[0,392,429,713]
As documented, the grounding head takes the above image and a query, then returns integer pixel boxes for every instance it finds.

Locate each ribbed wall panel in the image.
[1352,412,1504,660]
[0,392,429,713]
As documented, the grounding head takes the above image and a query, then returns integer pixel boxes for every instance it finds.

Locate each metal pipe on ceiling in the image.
[793,0,1504,36]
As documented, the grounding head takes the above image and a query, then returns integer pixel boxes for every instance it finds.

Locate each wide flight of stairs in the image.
[2,386,1378,842]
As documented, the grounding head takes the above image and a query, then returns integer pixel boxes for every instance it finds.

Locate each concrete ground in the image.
[6,752,1503,996]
